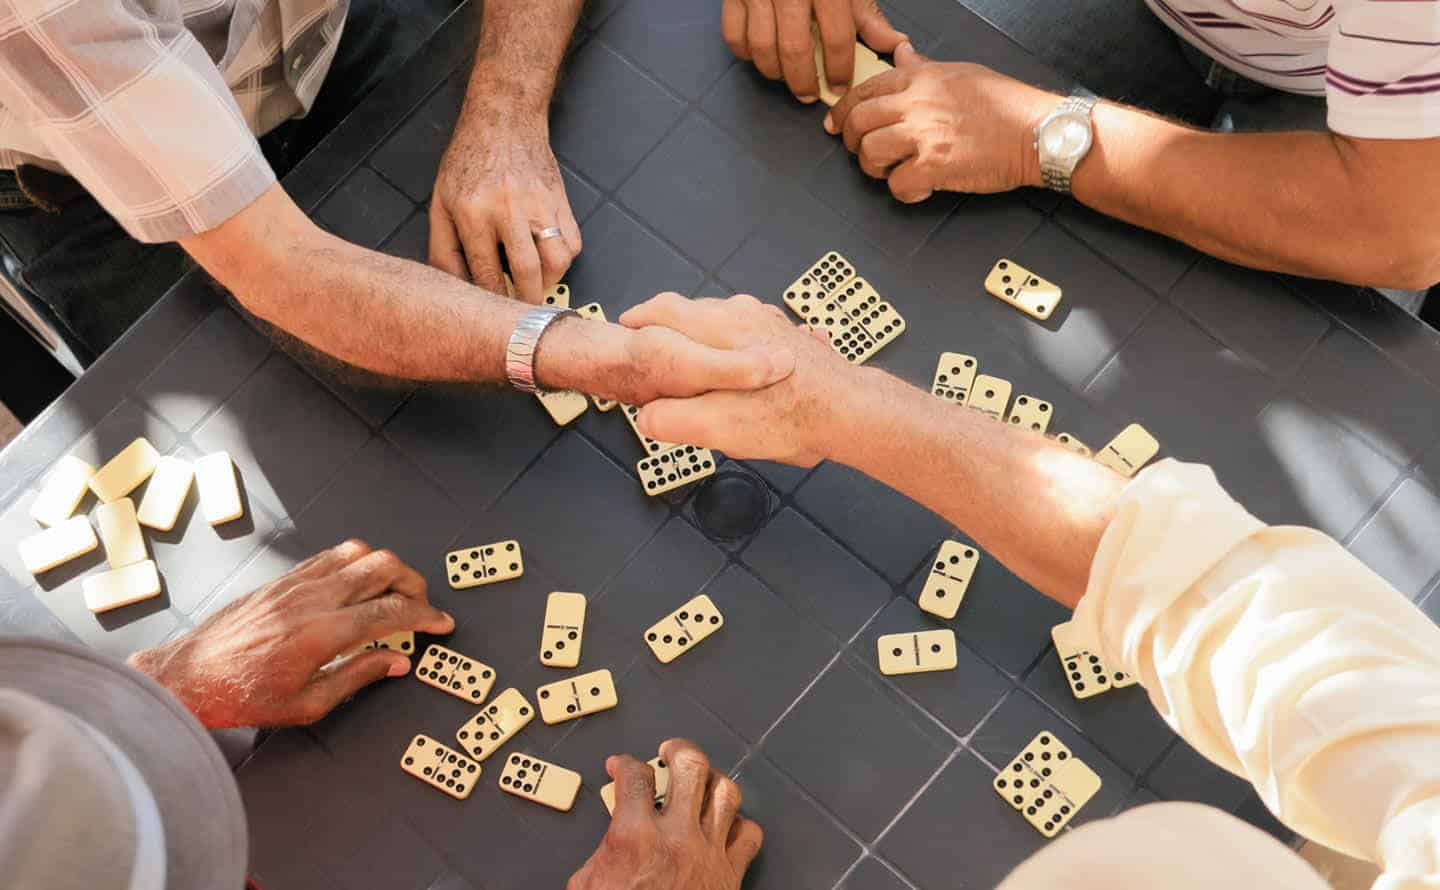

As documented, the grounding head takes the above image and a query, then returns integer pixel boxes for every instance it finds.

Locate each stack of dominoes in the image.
[17,440,245,614]
[784,252,907,365]
[619,404,718,497]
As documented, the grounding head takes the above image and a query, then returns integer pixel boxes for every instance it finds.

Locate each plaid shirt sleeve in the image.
[0,0,277,243]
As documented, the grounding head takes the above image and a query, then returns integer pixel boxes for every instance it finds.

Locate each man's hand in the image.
[535,311,798,407]
[430,98,582,303]
[127,540,454,729]
[618,293,862,464]
[569,739,764,890]
[825,44,1058,202]
[722,0,907,102]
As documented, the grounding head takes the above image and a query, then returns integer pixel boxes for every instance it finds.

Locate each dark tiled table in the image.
[4,2,1440,889]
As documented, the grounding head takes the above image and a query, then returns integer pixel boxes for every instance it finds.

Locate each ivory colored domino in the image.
[94,498,147,569]
[917,540,978,620]
[1096,423,1159,477]
[445,540,524,590]
[18,516,98,575]
[636,445,717,497]
[644,594,724,664]
[1054,433,1092,457]
[601,756,670,815]
[783,251,856,323]
[136,456,193,531]
[89,438,159,503]
[620,403,676,456]
[966,374,1012,420]
[498,752,582,811]
[193,451,243,525]
[401,734,481,800]
[83,559,161,613]
[535,668,618,725]
[814,35,893,106]
[536,389,589,426]
[456,688,534,762]
[416,644,496,704]
[822,277,905,365]
[540,592,587,668]
[368,630,415,655]
[984,258,1062,321]
[932,353,978,404]
[543,283,571,308]
[1006,396,1054,434]
[992,731,1099,837]
[29,455,95,527]
[1051,621,1135,700]
[877,629,958,676]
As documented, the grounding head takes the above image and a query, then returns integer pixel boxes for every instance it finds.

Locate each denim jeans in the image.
[0,0,459,365]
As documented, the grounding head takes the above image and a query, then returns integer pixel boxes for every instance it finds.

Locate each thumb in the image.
[894,40,926,67]
[297,650,408,723]
[856,2,908,54]
[637,394,737,449]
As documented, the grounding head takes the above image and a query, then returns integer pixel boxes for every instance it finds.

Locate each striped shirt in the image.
[1144,0,1440,138]
[0,0,349,243]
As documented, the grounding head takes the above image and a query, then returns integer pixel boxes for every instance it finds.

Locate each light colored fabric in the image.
[1141,0,1440,139]
[0,689,159,890]
[1071,459,1440,890]
[997,801,1331,890]
[0,0,349,242]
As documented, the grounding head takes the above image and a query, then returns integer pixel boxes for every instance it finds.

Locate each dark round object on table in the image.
[692,469,770,542]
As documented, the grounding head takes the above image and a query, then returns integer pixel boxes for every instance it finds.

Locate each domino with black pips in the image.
[932,353,978,403]
[1050,620,1135,700]
[644,594,725,664]
[535,668,619,725]
[636,445,717,496]
[967,374,1012,420]
[876,629,958,676]
[540,592,586,668]
[984,259,1062,321]
[917,540,978,620]
[498,752,583,811]
[1006,396,1053,434]
[1096,423,1159,477]
[401,734,481,800]
[446,540,524,590]
[456,687,535,762]
[600,756,670,815]
[416,644,496,704]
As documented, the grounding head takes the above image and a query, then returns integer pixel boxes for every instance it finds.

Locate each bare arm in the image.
[182,185,790,400]
[430,0,587,299]
[826,45,1440,290]
[619,294,1124,608]
[1071,106,1440,289]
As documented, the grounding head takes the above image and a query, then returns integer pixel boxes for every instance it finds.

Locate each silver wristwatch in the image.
[505,305,577,393]
[1035,87,1098,194]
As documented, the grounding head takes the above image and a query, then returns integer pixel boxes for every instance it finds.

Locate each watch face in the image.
[1040,113,1092,161]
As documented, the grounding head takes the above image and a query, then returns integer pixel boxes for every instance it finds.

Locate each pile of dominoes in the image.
[523,284,721,499]
[17,439,245,613]
[783,251,907,364]
[394,549,723,810]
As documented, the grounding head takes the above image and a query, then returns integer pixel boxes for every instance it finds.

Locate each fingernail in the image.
[388,657,411,678]
[823,113,837,134]
[798,94,818,105]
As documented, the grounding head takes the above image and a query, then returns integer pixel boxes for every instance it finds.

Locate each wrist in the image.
[812,365,888,464]
[464,60,553,122]
[532,315,622,393]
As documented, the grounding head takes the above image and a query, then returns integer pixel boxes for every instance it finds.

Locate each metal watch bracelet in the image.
[505,306,577,394]
[1039,88,1098,194]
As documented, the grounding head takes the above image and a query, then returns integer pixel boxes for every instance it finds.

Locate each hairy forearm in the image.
[825,370,1125,607]
[468,0,585,115]
[183,185,615,385]
[1070,103,1440,289]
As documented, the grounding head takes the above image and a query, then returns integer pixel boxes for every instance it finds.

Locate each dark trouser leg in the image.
[956,0,1224,124]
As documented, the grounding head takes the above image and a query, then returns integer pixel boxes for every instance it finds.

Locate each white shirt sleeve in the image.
[1072,459,1440,890]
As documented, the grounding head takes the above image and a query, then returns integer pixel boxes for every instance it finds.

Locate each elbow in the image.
[1377,234,1440,291]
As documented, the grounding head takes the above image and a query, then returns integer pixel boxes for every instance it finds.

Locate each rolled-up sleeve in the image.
[0,0,275,242]
[1072,460,1440,890]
